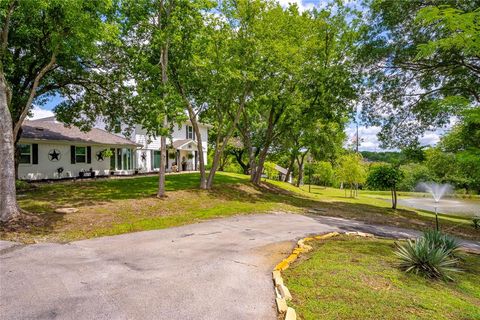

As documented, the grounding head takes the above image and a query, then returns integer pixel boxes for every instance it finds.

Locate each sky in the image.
[29,0,446,152]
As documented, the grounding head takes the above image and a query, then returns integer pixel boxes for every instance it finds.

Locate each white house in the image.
[18,117,210,180]
[131,121,210,173]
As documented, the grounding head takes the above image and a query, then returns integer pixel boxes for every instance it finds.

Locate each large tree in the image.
[360,0,480,148]
[117,0,193,197]
[245,2,358,185]
[0,0,118,221]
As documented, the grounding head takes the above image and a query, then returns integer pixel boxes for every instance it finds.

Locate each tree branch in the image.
[13,52,57,140]
[0,0,16,61]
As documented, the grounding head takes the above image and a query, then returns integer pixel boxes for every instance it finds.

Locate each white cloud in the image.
[345,125,386,152]
[418,131,441,146]
[345,124,445,152]
[28,106,54,120]
[277,0,318,12]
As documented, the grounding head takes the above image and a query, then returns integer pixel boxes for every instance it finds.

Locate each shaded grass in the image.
[267,181,479,239]
[2,173,479,243]
[283,236,480,320]
[5,173,313,243]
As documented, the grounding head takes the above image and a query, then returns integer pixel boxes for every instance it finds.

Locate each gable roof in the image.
[274,164,289,175]
[172,139,206,151]
[21,118,139,147]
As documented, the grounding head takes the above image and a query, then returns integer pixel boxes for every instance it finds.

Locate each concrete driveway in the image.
[1,212,479,320]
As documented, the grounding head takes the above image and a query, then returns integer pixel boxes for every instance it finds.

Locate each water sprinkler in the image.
[417,182,451,231]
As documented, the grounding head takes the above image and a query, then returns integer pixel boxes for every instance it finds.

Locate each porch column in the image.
[195,151,198,171]
[176,150,180,172]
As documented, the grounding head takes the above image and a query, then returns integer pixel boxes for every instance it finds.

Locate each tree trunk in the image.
[206,96,246,189]
[157,39,168,198]
[157,133,167,198]
[0,73,19,222]
[231,149,249,174]
[284,153,295,183]
[253,145,268,185]
[186,107,207,189]
[252,107,276,185]
[392,186,397,209]
[206,140,223,188]
[295,153,307,188]
[218,152,227,171]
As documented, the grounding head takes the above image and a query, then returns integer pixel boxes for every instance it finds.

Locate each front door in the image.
[153,150,160,169]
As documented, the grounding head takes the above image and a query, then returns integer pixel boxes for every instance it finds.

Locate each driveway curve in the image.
[1,212,479,320]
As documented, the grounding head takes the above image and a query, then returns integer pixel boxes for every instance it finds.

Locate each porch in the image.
[146,139,202,173]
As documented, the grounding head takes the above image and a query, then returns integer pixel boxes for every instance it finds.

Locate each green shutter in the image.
[32,144,38,164]
[71,146,76,164]
[87,146,91,163]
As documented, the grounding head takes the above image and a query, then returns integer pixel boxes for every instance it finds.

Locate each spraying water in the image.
[416,182,453,231]
[417,182,453,203]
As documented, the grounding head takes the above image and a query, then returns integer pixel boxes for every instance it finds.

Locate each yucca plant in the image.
[395,238,460,280]
[422,230,461,256]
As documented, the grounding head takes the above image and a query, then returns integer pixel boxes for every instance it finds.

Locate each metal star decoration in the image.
[48,149,61,161]
[96,151,104,161]
[141,152,147,162]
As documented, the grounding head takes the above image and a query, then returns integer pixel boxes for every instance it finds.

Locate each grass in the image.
[2,172,479,243]
[283,236,480,320]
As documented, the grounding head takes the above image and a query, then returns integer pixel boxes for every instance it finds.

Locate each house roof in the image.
[21,118,139,147]
[274,164,289,175]
[172,139,204,150]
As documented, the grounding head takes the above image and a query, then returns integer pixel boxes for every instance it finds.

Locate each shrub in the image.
[395,238,460,280]
[15,180,32,191]
[472,217,480,230]
[395,231,461,280]
[422,230,461,256]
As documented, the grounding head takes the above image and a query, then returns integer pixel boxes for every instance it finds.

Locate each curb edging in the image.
[272,231,374,320]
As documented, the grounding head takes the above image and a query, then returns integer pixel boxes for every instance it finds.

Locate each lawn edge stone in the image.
[271,231,380,319]
[271,231,341,319]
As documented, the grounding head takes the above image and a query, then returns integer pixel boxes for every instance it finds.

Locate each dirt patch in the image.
[253,241,297,269]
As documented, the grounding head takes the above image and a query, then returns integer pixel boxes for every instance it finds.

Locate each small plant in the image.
[168,151,176,159]
[15,180,32,191]
[395,230,462,280]
[395,238,460,280]
[472,216,480,230]
[101,149,114,158]
[187,153,194,160]
[422,230,461,256]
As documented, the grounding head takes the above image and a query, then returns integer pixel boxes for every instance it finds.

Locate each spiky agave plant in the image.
[422,230,461,256]
[395,238,460,280]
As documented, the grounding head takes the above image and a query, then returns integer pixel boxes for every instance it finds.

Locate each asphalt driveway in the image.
[1,213,479,320]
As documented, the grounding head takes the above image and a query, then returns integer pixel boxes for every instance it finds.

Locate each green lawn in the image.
[6,172,310,243]
[283,236,480,320]
[2,172,479,243]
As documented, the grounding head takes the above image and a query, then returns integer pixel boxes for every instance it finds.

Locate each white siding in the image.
[134,122,209,167]
[18,142,113,180]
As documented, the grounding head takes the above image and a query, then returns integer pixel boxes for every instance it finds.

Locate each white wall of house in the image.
[134,122,209,172]
[18,140,134,180]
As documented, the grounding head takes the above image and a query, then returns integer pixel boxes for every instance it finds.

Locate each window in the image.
[116,148,122,169]
[19,144,31,164]
[187,125,194,139]
[122,148,132,170]
[75,146,86,163]
[110,148,116,170]
[112,148,133,170]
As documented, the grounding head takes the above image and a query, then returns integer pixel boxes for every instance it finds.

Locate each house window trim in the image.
[187,125,194,139]
[19,143,32,165]
[75,146,87,163]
